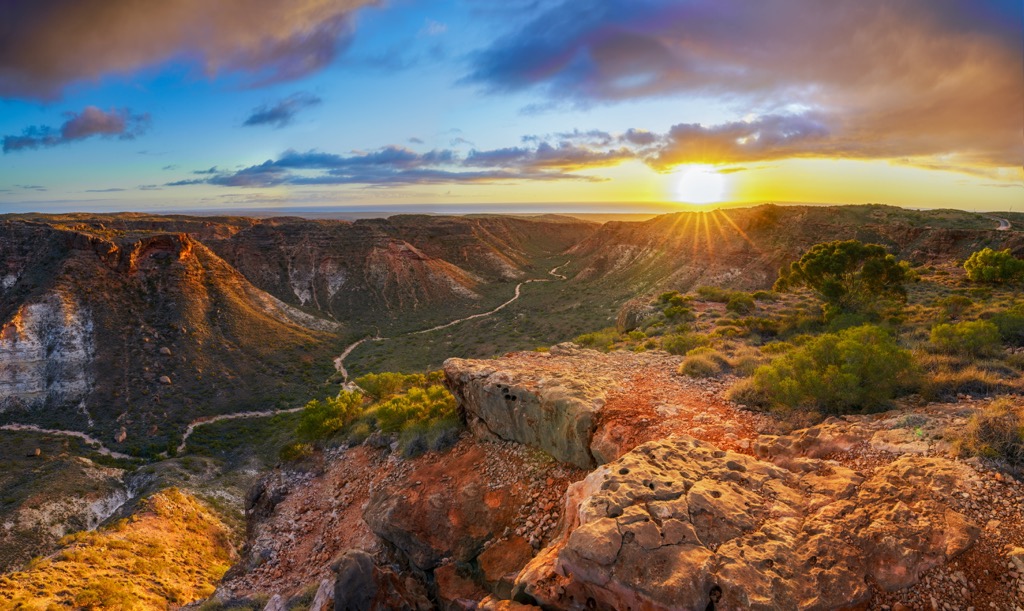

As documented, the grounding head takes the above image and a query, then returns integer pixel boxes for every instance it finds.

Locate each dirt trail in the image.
[333,271,566,382]
[176,406,305,454]
[0,423,133,460]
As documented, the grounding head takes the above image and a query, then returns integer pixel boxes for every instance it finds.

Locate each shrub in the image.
[929,320,1001,357]
[936,295,973,320]
[679,350,729,378]
[574,328,621,350]
[355,371,441,400]
[726,293,756,314]
[992,305,1024,345]
[296,391,364,442]
[696,286,734,302]
[963,248,1024,283]
[774,240,910,319]
[954,398,1024,464]
[373,385,457,434]
[279,442,314,462]
[663,305,694,322]
[752,290,778,302]
[749,325,913,413]
[662,332,710,355]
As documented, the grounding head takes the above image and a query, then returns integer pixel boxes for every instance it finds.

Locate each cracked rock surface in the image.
[513,435,980,611]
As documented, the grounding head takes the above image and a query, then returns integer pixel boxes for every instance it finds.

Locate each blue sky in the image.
[0,0,1021,213]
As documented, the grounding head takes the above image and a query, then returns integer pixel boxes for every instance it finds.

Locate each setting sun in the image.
[675,164,726,204]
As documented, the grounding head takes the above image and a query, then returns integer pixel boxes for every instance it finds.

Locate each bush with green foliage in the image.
[574,328,621,350]
[726,293,756,314]
[992,304,1024,345]
[929,320,1002,357]
[963,248,1024,283]
[662,332,710,355]
[954,398,1024,465]
[774,240,911,319]
[748,325,913,413]
[296,391,364,442]
[370,385,460,457]
[696,286,734,303]
[355,371,443,401]
[373,385,456,433]
[678,347,726,378]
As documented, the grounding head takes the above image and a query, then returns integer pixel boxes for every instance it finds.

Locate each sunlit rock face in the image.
[0,293,94,411]
[514,436,980,611]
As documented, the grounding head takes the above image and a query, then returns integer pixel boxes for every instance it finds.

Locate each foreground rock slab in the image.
[513,435,980,611]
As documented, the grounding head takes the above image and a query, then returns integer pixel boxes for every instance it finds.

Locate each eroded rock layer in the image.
[514,435,980,611]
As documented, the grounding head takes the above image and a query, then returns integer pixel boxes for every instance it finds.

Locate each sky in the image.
[0,0,1021,214]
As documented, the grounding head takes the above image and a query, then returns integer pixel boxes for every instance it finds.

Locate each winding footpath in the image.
[0,423,133,460]
[333,259,573,383]
[176,406,305,455]
[6,260,575,457]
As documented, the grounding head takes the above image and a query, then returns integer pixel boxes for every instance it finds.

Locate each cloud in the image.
[243,92,322,128]
[164,140,625,188]
[3,106,150,153]
[193,167,221,175]
[420,19,448,36]
[85,188,127,193]
[408,137,425,144]
[0,0,379,99]
[466,0,1023,169]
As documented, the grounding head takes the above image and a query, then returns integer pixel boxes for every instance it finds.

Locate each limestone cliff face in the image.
[0,293,93,412]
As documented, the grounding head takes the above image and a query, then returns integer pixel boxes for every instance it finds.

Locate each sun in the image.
[675,164,725,204]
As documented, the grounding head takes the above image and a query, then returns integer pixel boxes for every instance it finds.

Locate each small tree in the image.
[963,248,1024,283]
[774,240,910,319]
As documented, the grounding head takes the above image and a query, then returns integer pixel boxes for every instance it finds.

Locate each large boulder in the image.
[444,345,619,468]
[513,435,980,611]
[332,549,431,611]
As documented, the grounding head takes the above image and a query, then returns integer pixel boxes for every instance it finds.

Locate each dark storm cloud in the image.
[3,106,150,153]
[0,0,379,99]
[243,92,322,128]
[466,0,1023,169]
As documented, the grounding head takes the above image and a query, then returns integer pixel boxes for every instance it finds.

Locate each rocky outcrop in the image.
[615,296,658,332]
[363,444,539,572]
[331,550,431,611]
[513,435,980,610]
[443,345,621,468]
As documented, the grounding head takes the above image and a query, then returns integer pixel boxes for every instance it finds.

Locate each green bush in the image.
[279,442,314,462]
[373,385,457,434]
[954,398,1024,464]
[696,286,734,302]
[662,332,710,355]
[726,293,756,314]
[296,391,364,442]
[992,305,1024,345]
[749,325,913,413]
[936,295,973,320]
[663,305,694,321]
[752,290,778,302]
[929,320,1001,357]
[774,240,910,319]
[355,371,442,401]
[679,354,723,378]
[963,248,1024,283]
[574,328,621,350]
